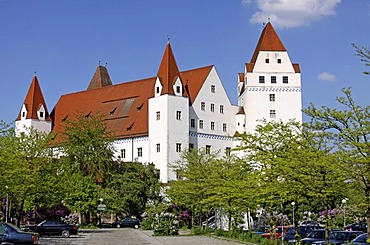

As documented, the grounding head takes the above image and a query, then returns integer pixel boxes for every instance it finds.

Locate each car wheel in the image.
[116,224,121,228]
[134,224,139,229]
[61,229,70,238]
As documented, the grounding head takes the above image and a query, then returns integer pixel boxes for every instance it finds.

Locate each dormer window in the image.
[176,86,181,93]
[211,85,215,93]
[39,112,44,118]
[265,58,269,63]
[22,112,26,118]
[137,103,143,111]
[277,59,282,64]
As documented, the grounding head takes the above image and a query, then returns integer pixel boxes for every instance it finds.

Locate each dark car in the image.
[284,225,322,243]
[22,220,78,238]
[0,222,39,244]
[344,222,368,233]
[328,231,364,244]
[301,229,327,244]
[112,218,140,229]
[350,233,368,245]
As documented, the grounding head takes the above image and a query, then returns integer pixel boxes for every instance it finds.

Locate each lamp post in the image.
[291,201,295,227]
[342,199,347,228]
[5,185,8,223]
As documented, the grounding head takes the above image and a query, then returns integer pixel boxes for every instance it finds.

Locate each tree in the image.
[304,88,370,237]
[352,43,370,75]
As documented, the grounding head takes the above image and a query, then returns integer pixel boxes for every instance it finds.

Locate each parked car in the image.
[299,220,322,227]
[112,218,140,229]
[284,225,322,243]
[261,226,292,240]
[350,233,368,245]
[301,229,327,244]
[22,220,78,237]
[344,222,368,233]
[252,225,270,235]
[0,222,39,244]
[328,231,364,244]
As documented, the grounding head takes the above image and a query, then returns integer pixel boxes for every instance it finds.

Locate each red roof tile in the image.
[87,65,113,90]
[17,76,50,121]
[157,43,181,95]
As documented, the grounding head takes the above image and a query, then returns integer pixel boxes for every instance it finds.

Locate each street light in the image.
[5,185,8,223]
[342,199,347,228]
[291,201,295,227]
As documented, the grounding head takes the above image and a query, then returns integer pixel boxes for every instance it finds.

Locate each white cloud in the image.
[318,72,336,82]
[243,0,341,29]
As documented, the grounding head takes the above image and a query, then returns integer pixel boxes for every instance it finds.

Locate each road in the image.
[38,228,245,245]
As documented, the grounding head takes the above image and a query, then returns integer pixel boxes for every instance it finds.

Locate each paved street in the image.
[38,228,245,245]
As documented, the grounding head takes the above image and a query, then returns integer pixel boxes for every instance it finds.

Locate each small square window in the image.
[199,120,204,129]
[201,102,205,111]
[265,58,269,63]
[259,76,265,83]
[211,85,216,93]
[39,112,44,118]
[277,59,282,64]
[270,110,276,118]
[271,76,276,84]
[156,87,160,93]
[269,94,275,102]
[189,143,194,149]
[176,111,182,120]
[156,111,160,120]
[176,143,182,152]
[211,122,215,130]
[223,123,227,132]
[283,76,288,84]
[176,86,181,93]
[137,147,143,157]
[206,145,211,154]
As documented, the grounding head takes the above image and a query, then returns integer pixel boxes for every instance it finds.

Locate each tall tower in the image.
[15,75,52,135]
[148,43,189,183]
[237,22,302,133]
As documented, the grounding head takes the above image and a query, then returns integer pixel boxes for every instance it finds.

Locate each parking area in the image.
[38,228,245,245]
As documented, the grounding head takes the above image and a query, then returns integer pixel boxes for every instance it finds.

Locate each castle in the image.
[15,22,302,183]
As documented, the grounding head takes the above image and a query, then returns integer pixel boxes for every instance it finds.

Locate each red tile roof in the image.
[157,43,181,95]
[87,65,113,90]
[17,76,50,121]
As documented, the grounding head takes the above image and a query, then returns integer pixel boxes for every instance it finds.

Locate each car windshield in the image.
[353,233,367,242]
[4,223,23,232]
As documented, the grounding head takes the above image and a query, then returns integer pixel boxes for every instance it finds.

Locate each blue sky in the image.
[0,0,369,124]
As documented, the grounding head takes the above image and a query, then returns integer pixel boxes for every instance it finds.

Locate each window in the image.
[137,147,142,157]
[176,86,180,93]
[199,120,204,129]
[269,94,275,102]
[277,58,282,64]
[156,111,160,120]
[223,123,227,132]
[259,76,265,83]
[121,149,126,159]
[39,112,44,118]
[225,147,231,156]
[191,119,195,128]
[176,143,182,152]
[211,122,215,130]
[22,112,26,117]
[283,76,289,84]
[265,58,269,63]
[189,143,194,149]
[220,105,224,114]
[211,85,216,93]
[176,111,182,120]
[201,102,205,111]
[206,145,211,154]
[271,76,276,84]
[211,103,215,112]
[156,87,160,93]
[156,144,160,152]
[270,110,276,118]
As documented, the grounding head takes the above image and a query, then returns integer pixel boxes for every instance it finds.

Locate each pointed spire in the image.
[87,65,112,90]
[250,22,286,64]
[17,75,49,120]
[157,43,181,95]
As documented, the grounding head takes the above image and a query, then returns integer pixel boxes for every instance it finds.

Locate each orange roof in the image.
[157,43,181,95]
[87,65,113,90]
[17,76,50,121]
[181,65,213,104]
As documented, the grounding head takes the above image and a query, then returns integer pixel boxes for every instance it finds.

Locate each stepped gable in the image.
[87,65,113,90]
[17,75,50,121]
[157,43,182,95]
[246,22,287,72]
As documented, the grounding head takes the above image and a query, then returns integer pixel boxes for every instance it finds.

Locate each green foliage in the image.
[352,43,370,75]
[153,214,179,236]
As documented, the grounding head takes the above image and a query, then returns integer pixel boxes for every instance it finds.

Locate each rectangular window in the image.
[176,143,181,152]
[206,145,211,154]
[220,105,224,114]
[39,112,44,118]
[271,76,276,84]
[277,58,282,64]
[189,143,194,149]
[190,119,195,128]
[223,123,227,132]
[265,58,269,63]
[269,94,275,102]
[156,87,160,94]
[225,147,231,157]
[211,85,216,93]
[211,103,215,112]
[199,120,204,129]
[156,111,160,120]
[176,86,180,93]
[176,111,182,120]
[270,110,276,118]
[259,76,265,83]
[137,147,142,157]
[156,144,160,152]
[121,149,126,159]
[201,102,205,111]
[211,122,215,130]
[283,76,288,84]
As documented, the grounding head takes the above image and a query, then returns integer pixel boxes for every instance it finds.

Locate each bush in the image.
[141,217,156,230]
